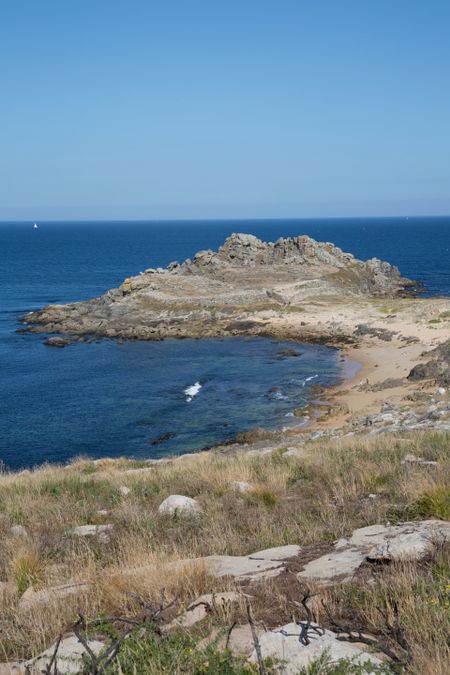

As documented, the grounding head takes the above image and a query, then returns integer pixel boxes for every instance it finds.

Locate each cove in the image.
[1,336,343,471]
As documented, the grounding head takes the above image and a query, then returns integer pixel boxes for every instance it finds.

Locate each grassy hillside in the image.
[0,431,448,673]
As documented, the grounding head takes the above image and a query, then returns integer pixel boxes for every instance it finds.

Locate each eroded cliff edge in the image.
[23,233,415,341]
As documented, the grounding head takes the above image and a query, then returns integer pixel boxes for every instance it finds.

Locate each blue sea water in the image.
[1,217,449,471]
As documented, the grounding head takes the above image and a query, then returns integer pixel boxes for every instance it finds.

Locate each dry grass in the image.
[0,430,448,670]
[325,545,450,675]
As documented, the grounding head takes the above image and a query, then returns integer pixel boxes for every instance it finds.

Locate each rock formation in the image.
[23,233,413,342]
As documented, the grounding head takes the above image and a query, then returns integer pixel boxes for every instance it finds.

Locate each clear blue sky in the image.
[1,0,450,220]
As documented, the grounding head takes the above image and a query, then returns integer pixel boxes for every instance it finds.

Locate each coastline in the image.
[16,231,450,466]
[10,295,450,474]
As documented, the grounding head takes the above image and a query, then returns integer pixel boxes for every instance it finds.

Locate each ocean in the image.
[1,217,449,470]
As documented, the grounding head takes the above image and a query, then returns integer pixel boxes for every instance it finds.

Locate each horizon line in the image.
[1,213,450,224]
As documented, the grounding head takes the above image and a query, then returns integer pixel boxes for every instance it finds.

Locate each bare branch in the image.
[246,600,266,675]
[225,621,237,650]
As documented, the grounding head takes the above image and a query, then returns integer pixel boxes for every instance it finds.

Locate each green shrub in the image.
[415,486,450,520]
[101,627,256,674]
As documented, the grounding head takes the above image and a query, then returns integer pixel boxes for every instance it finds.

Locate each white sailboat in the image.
[33,223,38,229]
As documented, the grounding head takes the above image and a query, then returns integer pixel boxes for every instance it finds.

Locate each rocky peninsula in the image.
[24,233,415,341]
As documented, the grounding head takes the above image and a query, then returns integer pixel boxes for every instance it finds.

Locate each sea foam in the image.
[184,381,202,402]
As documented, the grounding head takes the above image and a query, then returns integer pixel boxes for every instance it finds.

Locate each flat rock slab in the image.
[298,548,366,585]
[187,591,248,610]
[22,635,104,674]
[19,582,91,611]
[197,624,263,657]
[337,519,450,560]
[130,545,303,583]
[164,592,248,631]
[202,555,286,580]
[249,545,302,561]
[250,622,383,674]
[299,520,450,585]
[0,664,24,674]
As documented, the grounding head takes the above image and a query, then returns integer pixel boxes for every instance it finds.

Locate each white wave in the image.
[302,374,318,387]
[272,391,288,400]
[184,381,202,402]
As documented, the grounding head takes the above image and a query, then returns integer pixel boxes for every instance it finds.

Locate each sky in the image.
[1,0,450,220]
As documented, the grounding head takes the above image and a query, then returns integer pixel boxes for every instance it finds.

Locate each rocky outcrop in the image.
[297,520,450,585]
[408,340,450,386]
[23,233,413,342]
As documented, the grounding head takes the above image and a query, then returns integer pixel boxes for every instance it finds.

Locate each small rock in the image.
[437,387,446,395]
[158,495,201,517]
[283,447,306,458]
[163,603,208,631]
[10,525,28,538]
[231,481,253,493]
[72,524,113,542]
[118,485,131,496]
[276,348,302,359]
[401,454,437,467]
[148,431,176,445]
[43,336,71,348]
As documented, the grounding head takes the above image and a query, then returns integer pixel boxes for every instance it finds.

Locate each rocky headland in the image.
[24,233,415,342]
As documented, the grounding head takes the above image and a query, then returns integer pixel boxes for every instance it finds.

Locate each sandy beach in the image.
[253,294,450,434]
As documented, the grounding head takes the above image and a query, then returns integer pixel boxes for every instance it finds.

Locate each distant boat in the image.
[33,223,38,229]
